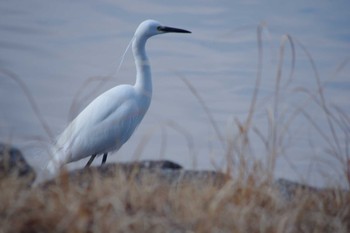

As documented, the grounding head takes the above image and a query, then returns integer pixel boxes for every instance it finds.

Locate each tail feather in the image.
[46,159,61,175]
[46,146,67,175]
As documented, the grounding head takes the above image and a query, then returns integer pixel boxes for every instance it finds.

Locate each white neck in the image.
[132,36,152,99]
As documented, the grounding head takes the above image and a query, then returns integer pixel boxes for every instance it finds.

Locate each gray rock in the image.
[273,178,348,200]
[46,160,347,200]
[274,178,319,200]
[0,143,36,185]
[42,160,228,188]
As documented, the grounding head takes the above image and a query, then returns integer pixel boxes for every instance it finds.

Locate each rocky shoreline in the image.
[1,143,347,200]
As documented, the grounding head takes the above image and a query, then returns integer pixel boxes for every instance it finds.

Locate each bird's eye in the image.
[157,26,162,31]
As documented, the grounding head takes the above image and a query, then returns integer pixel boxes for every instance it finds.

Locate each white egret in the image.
[47,20,191,174]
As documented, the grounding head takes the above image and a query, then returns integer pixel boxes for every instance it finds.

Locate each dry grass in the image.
[0,165,349,233]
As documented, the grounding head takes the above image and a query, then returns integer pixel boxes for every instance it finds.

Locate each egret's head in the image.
[134,19,191,39]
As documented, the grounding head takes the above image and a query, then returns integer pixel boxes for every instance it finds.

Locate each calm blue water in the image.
[1,0,349,187]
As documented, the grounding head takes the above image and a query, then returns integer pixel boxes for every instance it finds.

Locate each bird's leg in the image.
[85,154,97,167]
[101,153,108,165]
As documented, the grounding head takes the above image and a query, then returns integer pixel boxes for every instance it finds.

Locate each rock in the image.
[43,160,348,200]
[150,169,228,186]
[273,178,348,200]
[42,160,228,188]
[0,143,36,185]
[78,160,183,178]
[117,159,183,170]
[274,178,319,200]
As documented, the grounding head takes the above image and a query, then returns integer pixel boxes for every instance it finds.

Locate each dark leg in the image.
[101,153,108,165]
[85,154,97,167]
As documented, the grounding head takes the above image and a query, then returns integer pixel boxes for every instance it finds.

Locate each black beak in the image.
[158,26,191,34]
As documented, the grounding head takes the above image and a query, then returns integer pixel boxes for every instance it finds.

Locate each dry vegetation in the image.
[0,163,349,233]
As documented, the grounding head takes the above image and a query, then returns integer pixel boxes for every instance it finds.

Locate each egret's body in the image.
[47,20,190,174]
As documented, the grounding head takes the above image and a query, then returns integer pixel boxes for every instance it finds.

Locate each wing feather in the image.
[69,99,142,162]
[54,85,142,163]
